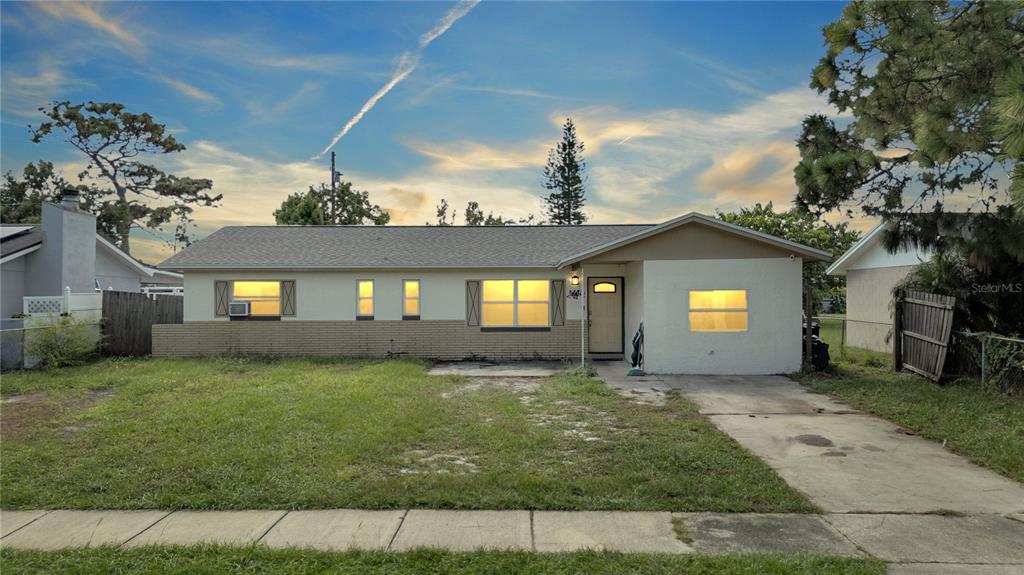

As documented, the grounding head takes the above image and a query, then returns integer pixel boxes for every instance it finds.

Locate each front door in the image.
[588,277,623,353]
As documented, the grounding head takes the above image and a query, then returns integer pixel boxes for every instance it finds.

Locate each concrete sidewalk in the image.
[3,508,1024,571]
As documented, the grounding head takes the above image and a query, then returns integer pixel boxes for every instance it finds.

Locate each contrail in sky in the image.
[314,0,480,160]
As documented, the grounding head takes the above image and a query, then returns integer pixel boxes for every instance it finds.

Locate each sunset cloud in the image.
[34,1,143,52]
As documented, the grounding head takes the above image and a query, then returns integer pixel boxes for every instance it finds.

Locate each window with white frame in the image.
[403,280,420,319]
[481,280,549,327]
[357,280,374,319]
[689,290,748,332]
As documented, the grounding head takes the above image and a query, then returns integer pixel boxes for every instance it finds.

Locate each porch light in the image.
[570,273,580,286]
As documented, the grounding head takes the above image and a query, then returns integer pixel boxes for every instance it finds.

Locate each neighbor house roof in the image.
[0,224,44,263]
[158,224,654,270]
[826,222,929,276]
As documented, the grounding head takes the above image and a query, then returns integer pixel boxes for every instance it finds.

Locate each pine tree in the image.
[542,118,587,225]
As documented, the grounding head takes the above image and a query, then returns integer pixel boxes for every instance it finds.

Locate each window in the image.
[593,282,617,293]
[403,280,420,319]
[357,280,374,319]
[481,280,549,327]
[689,290,748,332]
[233,281,281,316]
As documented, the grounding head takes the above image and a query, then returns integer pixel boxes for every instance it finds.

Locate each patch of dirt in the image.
[399,449,480,475]
[528,401,637,443]
[1,389,113,441]
[442,377,541,405]
[619,387,677,406]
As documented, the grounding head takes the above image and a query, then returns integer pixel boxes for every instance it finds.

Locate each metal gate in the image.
[894,289,956,381]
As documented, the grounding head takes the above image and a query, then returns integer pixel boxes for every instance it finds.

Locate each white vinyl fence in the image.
[0,288,102,370]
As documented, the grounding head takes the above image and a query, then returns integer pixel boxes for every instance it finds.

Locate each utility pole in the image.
[329,151,336,224]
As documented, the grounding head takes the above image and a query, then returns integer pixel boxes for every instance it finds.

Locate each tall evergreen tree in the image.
[542,118,587,225]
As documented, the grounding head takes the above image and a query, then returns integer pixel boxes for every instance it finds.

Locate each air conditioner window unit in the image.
[228,300,251,317]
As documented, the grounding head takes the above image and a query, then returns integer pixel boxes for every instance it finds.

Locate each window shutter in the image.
[214,281,229,317]
[281,280,296,316]
[466,280,480,326]
[551,280,565,326]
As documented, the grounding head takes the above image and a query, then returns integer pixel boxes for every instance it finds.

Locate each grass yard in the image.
[0,358,813,512]
[796,352,1024,483]
[0,547,885,575]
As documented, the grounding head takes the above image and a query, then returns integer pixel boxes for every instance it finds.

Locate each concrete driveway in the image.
[594,363,1024,515]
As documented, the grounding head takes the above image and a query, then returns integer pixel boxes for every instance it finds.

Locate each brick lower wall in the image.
[152,320,583,360]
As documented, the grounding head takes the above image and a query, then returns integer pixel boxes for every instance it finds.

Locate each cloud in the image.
[314,0,480,159]
[254,54,362,73]
[457,85,557,99]
[1,58,90,117]
[674,47,762,96]
[152,75,221,105]
[246,81,323,123]
[33,1,143,52]
[408,140,548,172]
[696,140,800,204]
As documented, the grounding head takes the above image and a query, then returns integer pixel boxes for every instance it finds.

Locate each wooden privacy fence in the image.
[894,289,956,381]
[102,291,183,356]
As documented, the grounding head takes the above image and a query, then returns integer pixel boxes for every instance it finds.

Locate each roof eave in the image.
[825,222,885,276]
[557,212,833,268]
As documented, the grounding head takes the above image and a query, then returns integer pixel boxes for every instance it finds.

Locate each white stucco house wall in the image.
[826,222,931,353]
[156,213,831,375]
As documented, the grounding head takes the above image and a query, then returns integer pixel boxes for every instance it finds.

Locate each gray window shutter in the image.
[281,280,296,316]
[466,280,480,327]
[551,280,565,326]
[215,281,230,317]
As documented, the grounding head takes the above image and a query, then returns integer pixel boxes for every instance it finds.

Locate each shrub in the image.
[25,314,98,368]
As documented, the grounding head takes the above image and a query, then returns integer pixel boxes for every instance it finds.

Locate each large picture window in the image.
[233,281,281,316]
[689,290,748,332]
[481,280,549,327]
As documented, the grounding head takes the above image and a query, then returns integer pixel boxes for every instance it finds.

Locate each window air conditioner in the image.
[228,301,251,317]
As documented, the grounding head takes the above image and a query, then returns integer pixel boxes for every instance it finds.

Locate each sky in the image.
[0,1,863,263]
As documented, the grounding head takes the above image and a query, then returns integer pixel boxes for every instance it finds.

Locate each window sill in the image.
[357,316,374,321]
[229,316,281,321]
[402,315,420,321]
[480,326,551,332]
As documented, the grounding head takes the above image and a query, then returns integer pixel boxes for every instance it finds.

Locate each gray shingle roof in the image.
[159,225,654,270]
[1,224,43,259]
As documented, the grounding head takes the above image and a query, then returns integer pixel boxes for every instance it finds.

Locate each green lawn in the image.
[795,352,1024,483]
[0,358,813,512]
[0,547,884,575]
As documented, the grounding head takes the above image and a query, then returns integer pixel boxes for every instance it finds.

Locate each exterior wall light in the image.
[570,273,580,286]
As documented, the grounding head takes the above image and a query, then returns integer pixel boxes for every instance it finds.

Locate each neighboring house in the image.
[826,222,931,353]
[156,213,831,374]
[0,191,183,320]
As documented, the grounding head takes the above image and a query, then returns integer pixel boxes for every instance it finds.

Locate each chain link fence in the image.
[947,332,1024,395]
[811,315,1023,394]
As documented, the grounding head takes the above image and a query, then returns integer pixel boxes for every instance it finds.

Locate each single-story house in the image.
[155,213,831,374]
[1,191,184,320]
[826,222,930,353]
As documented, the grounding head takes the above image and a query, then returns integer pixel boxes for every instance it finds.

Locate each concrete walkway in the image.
[594,362,1024,515]
[3,509,1023,572]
